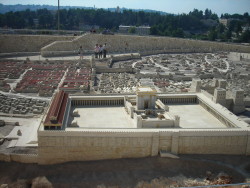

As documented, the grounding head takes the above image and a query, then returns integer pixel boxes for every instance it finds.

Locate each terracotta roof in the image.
[44,90,68,127]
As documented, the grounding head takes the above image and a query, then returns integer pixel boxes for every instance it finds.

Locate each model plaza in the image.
[44,87,239,130]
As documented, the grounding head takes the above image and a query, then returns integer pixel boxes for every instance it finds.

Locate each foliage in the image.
[0,7,249,42]
[128,26,136,34]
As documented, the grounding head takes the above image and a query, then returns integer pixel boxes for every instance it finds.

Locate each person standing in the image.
[99,45,103,59]
[94,44,99,58]
[103,43,107,58]
[78,46,84,60]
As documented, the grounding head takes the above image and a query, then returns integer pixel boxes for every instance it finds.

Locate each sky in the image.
[0,0,250,15]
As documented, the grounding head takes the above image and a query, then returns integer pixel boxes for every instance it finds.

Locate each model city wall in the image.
[41,33,250,57]
[1,33,249,56]
[37,94,250,165]
[0,34,75,53]
[37,129,250,164]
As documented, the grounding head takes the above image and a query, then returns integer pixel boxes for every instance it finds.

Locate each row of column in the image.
[72,99,124,106]
[199,101,233,128]
[160,98,197,104]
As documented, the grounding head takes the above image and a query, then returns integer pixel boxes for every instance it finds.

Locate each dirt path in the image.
[0,155,249,188]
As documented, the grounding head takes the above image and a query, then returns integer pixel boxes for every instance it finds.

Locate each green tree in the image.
[204,9,212,19]
[128,26,136,34]
[239,30,250,43]
[208,28,217,41]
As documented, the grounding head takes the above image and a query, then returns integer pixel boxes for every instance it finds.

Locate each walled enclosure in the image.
[38,129,250,164]
[0,34,75,53]
[38,93,250,165]
[41,33,250,57]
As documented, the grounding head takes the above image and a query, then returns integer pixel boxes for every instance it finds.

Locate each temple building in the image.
[38,87,250,164]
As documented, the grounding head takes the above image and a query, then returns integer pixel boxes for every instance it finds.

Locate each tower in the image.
[213,88,226,107]
[190,79,201,92]
[232,89,245,114]
[218,79,227,89]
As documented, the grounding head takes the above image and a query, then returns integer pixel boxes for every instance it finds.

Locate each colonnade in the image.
[159,97,197,104]
[199,100,235,128]
[71,99,124,106]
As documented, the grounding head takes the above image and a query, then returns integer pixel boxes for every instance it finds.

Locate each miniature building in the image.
[232,89,245,114]
[190,78,245,114]
[119,25,151,35]
[213,88,227,106]
[38,86,250,164]
[190,79,201,92]
[44,90,68,129]
[136,87,157,110]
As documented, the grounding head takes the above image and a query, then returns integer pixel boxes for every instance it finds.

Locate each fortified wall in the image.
[38,129,250,164]
[0,34,75,53]
[41,33,250,57]
[37,92,250,165]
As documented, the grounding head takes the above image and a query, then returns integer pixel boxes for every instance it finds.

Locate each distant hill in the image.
[0,3,168,15]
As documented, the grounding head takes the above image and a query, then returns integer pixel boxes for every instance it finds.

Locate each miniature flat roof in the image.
[137,87,156,93]
[139,87,153,92]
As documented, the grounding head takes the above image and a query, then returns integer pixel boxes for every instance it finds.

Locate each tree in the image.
[172,28,184,37]
[217,24,225,34]
[150,25,158,35]
[224,30,232,40]
[189,9,203,19]
[208,28,217,41]
[204,9,212,19]
[128,26,136,34]
[239,30,250,43]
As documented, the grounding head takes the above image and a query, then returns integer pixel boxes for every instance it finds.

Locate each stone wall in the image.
[177,130,248,155]
[95,67,134,73]
[41,33,250,57]
[38,130,156,164]
[228,52,250,61]
[0,153,38,163]
[38,129,250,164]
[0,34,75,53]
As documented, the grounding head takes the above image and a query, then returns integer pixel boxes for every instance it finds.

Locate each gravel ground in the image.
[0,155,249,188]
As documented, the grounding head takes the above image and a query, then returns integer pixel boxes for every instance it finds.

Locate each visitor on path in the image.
[78,46,84,60]
[99,45,103,59]
[94,44,99,58]
[103,43,107,58]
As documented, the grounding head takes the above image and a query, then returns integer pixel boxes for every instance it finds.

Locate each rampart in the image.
[0,153,38,163]
[41,33,250,57]
[37,93,250,164]
[0,34,75,53]
[37,129,250,164]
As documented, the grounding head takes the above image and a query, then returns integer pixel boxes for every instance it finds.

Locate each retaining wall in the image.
[37,129,250,164]
[0,34,75,53]
[41,34,250,57]
[0,153,38,163]
[38,130,156,164]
